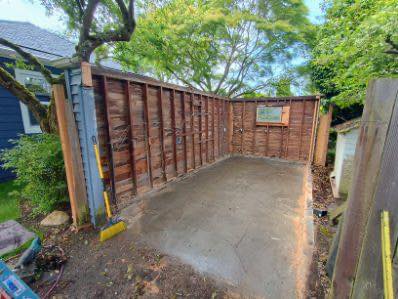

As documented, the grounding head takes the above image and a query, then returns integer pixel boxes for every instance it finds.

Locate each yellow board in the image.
[381,210,394,299]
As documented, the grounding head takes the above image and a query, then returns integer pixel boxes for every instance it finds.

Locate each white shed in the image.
[331,118,361,198]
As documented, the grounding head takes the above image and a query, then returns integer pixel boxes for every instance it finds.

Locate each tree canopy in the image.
[0,0,136,133]
[114,0,313,97]
[311,0,398,108]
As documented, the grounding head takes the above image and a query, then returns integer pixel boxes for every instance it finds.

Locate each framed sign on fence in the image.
[256,105,290,126]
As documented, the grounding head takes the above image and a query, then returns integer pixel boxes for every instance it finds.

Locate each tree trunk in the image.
[0,66,56,133]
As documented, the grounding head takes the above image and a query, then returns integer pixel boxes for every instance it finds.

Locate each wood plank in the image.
[199,95,203,165]
[314,106,333,166]
[102,76,117,201]
[190,93,195,168]
[181,91,188,172]
[205,96,209,163]
[298,99,306,160]
[125,81,138,195]
[212,97,215,160]
[171,89,178,173]
[53,84,89,227]
[228,102,233,153]
[81,62,93,87]
[308,97,320,162]
[285,99,293,159]
[241,101,245,154]
[158,87,167,181]
[252,100,257,155]
[143,83,153,188]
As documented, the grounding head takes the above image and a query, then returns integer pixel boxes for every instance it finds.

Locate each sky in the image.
[0,0,325,35]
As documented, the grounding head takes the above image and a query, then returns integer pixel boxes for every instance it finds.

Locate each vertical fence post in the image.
[314,106,333,166]
[64,64,105,226]
[53,84,89,228]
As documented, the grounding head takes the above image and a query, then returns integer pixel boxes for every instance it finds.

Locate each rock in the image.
[40,211,70,227]
[0,220,36,256]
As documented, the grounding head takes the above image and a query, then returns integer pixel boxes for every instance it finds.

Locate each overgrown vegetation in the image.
[311,0,398,108]
[1,134,67,214]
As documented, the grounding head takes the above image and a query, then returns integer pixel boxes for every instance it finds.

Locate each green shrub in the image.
[1,134,67,214]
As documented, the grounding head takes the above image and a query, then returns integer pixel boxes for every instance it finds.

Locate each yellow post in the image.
[381,210,394,299]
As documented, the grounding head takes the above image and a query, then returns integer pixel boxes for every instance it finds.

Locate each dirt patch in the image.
[26,227,232,298]
[306,165,336,298]
[27,229,233,298]
[6,201,233,298]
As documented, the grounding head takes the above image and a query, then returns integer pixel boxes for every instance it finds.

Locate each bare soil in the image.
[9,201,233,299]
[29,226,234,299]
[306,165,336,298]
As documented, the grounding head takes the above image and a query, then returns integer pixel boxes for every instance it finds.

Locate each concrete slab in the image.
[0,220,36,257]
[123,157,313,298]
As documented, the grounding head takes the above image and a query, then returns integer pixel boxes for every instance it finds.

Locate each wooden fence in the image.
[331,79,398,298]
[62,64,322,222]
[230,97,320,161]
[91,67,228,206]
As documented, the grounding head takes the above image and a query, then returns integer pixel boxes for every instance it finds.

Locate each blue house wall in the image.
[0,56,61,182]
[0,84,25,182]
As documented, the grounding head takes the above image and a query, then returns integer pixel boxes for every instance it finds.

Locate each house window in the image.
[15,69,51,134]
[256,105,290,126]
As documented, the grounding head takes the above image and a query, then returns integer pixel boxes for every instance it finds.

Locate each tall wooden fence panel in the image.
[230,97,320,161]
[91,68,228,206]
[331,79,398,298]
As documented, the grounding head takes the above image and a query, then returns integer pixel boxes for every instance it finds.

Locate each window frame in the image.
[14,68,51,134]
[256,104,290,127]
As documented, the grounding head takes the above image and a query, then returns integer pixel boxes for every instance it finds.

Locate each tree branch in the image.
[81,0,100,40]
[0,66,51,132]
[0,38,64,84]
[386,35,398,55]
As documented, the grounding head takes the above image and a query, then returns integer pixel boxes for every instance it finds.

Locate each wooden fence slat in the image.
[171,89,178,174]
[298,99,306,160]
[190,93,195,168]
[285,99,293,159]
[102,76,117,201]
[125,81,138,195]
[212,97,215,160]
[181,91,188,173]
[252,101,257,155]
[53,84,89,227]
[205,96,209,163]
[199,95,203,166]
[143,83,153,188]
[241,101,245,154]
[158,87,167,181]
[314,106,333,166]
[308,98,320,162]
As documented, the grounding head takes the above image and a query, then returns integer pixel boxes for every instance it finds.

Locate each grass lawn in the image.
[0,180,21,223]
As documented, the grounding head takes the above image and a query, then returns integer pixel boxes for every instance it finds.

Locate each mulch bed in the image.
[306,165,336,298]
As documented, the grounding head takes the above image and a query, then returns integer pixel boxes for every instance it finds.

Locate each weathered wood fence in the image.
[61,63,321,226]
[331,79,398,298]
[230,97,320,161]
[91,67,228,206]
